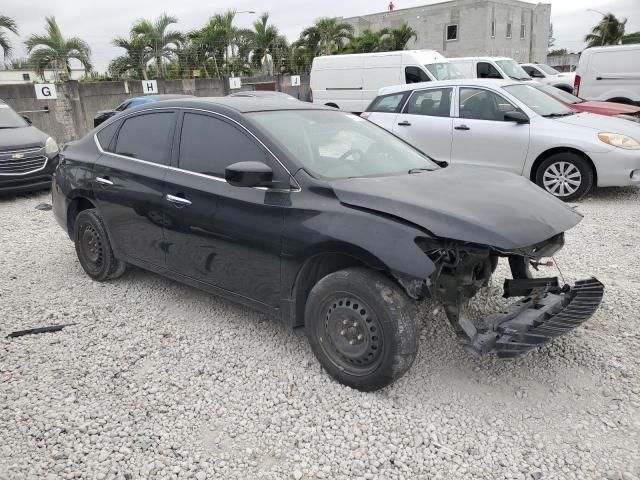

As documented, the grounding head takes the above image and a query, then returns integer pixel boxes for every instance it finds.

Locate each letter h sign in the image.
[141,80,158,94]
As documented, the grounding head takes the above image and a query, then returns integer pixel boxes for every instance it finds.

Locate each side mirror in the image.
[504,111,529,124]
[22,116,32,125]
[225,161,273,188]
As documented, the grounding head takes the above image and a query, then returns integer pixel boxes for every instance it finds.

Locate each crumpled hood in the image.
[554,112,640,137]
[0,126,48,151]
[331,166,583,250]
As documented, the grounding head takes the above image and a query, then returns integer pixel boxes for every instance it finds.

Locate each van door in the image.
[392,87,453,163]
[583,48,640,102]
[361,54,402,112]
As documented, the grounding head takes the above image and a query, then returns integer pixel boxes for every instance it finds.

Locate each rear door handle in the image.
[166,194,192,206]
[95,177,114,186]
[454,124,470,131]
[397,121,412,126]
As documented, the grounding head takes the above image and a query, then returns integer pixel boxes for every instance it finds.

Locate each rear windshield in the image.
[0,103,28,128]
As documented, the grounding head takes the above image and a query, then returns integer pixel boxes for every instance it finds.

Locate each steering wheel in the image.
[339,149,365,163]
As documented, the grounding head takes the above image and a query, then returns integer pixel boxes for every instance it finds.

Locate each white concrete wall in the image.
[0,69,87,85]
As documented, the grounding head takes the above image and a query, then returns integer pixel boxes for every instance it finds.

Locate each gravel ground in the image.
[1,187,639,480]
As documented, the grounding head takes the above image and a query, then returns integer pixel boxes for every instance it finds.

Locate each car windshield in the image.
[0,104,28,128]
[425,62,465,80]
[537,64,561,75]
[496,60,532,81]
[504,84,576,117]
[536,84,582,104]
[249,110,438,179]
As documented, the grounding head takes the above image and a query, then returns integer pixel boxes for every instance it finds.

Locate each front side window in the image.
[405,88,452,117]
[369,93,406,113]
[459,88,517,121]
[114,112,175,164]
[405,66,430,84]
[477,62,502,79]
[249,110,438,180]
[425,62,465,80]
[178,113,268,178]
[96,121,120,152]
[504,84,575,117]
[446,24,458,41]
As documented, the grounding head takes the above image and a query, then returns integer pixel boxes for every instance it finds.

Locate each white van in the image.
[310,50,463,112]
[574,44,640,105]
[447,57,533,82]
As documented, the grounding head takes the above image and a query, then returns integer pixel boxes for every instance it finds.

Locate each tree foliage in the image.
[585,13,626,47]
[0,14,18,60]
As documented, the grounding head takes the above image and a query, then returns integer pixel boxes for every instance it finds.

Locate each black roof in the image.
[144,96,329,114]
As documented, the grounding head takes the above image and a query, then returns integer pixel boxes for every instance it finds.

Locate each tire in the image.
[304,267,419,391]
[74,209,127,281]
[535,152,593,201]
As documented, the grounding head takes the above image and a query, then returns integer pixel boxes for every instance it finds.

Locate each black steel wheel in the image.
[305,267,419,391]
[74,209,127,281]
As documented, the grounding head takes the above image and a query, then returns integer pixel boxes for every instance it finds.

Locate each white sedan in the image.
[362,79,640,201]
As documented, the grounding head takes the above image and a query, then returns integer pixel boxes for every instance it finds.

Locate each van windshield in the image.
[496,60,532,81]
[425,62,465,80]
[249,110,438,179]
[0,104,28,129]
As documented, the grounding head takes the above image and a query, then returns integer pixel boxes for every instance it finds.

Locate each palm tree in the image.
[301,18,354,56]
[621,31,640,44]
[344,29,390,53]
[190,10,243,77]
[243,13,288,75]
[25,16,92,80]
[384,23,417,50]
[131,13,183,78]
[109,35,149,79]
[585,13,626,47]
[0,15,18,60]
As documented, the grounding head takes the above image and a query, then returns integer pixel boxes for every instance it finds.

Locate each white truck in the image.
[519,63,575,92]
[310,50,463,112]
[573,44,640,105]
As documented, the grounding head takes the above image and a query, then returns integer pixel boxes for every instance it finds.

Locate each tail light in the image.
[573,75,581,96]
[360,112,371,120]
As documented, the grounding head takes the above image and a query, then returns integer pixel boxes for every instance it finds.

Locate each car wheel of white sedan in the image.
[535,153,593,202]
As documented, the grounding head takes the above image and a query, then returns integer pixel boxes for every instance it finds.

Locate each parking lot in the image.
[0,186,638,480]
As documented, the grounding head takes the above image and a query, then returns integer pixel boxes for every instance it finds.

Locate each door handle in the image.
[166,194,192,206]
[95,177,114,186]
[397,121,412,126]
[454,124,470,131]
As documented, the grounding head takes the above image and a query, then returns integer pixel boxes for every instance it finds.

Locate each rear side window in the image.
[114,112,175,165]
[369,93,406,113]
[96,121,120,152]
[477,62,502,79]
[178,113,267,178]
[405,67,430,84]
[405,88,452,117]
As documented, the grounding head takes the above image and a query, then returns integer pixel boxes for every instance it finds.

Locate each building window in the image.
[491,20,495,38]
[22,73,30,81]
[520,24,526,39]
[506,23,512,38]
[446,24,458,41]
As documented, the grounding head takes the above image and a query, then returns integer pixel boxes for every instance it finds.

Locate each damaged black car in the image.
[52,98,604,391]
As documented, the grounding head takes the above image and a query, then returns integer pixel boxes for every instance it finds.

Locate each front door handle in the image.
[95,177,114,186]
[166,194,192,207]
[398,121,412,126]
[454,124,470,131]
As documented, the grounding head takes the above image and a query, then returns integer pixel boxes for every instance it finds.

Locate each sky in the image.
[2,0,638,72]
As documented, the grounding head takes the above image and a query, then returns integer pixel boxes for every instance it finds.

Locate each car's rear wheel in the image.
[74,209,127,281]
[535,153,593,201]
[304,267,418,391]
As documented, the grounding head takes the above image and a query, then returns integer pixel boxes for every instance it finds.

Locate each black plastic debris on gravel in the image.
[34,203,52,211]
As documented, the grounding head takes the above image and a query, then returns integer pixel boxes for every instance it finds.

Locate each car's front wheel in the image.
[74,209,127,281]
[305,268,419,391]
[535,152,593,201]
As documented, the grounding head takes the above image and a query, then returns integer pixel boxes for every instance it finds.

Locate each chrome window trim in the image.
[0,157,48,176]
[93,106,301,193]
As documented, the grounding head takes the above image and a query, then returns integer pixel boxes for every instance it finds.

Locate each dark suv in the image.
[0,100,59,194]
[52,97,603,391]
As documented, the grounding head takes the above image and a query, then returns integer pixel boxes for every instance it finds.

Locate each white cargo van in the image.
[573,44,640,105]
[310,50,463,112]
[447,57,533,82]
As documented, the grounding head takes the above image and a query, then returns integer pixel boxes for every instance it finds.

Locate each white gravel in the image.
[1,187,639,480]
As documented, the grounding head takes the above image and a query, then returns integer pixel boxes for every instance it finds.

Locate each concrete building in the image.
[341,0,551,63]
[0,69,86,85]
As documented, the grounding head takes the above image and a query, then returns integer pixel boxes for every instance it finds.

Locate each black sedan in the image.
[0,100,59,195]
[52,97,603,391]
[93,94,193,127]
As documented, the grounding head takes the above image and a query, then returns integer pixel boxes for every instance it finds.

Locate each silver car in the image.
[362,79,640,201]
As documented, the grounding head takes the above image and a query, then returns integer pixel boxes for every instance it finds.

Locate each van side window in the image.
[369,93,406,113]
[405,88,452,117]
[405,67,430,84]
[477,62,502,79]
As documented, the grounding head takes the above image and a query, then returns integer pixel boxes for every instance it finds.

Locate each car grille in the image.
[0,147,48,176]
